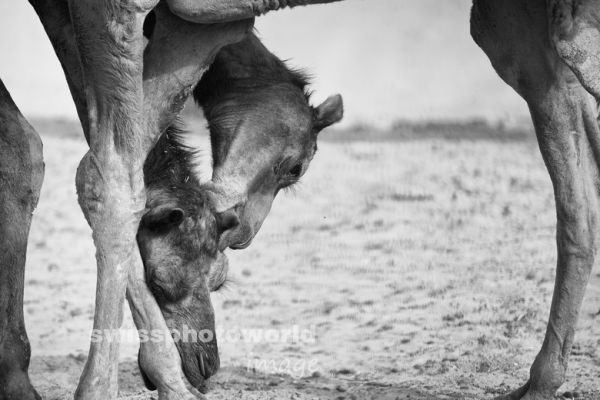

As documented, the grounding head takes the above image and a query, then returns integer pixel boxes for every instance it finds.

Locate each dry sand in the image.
[24,132,600,399]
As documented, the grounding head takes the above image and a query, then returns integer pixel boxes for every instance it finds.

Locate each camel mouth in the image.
[177,336,220,392]
[229,236,252,250]
[165,293,220,392]
[137,318,220,393]
[136,253,221,392]
[218,223,254,250]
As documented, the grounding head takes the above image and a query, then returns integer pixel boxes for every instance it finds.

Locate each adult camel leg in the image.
[509,82,600,400]
[63,1,250,398]
[28,2,195,397]
[66,1,158,398]
[29,0,250,396]
[0,80,44,400]
[472,1,599,399]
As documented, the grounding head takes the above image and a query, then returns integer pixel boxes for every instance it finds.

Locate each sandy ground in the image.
[23,132,600,399]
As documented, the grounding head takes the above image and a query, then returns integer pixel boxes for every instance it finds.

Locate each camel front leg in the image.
[66,0,157,399]
[472,1,600,398]
[0,80,44,400]
[494,88,600,400]
[166,0,342,23]
[29,2,196,398]
[31,0,253,399]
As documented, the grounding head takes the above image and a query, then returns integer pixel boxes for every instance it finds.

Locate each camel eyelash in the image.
[213,276,236,293]
[283,179,303,195]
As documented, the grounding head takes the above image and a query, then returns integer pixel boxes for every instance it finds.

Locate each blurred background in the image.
[1,0,530,129]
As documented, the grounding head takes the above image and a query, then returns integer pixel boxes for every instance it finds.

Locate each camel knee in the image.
[0,122,44,214]
[75,150,145,270]
[22,131,44,213]
[25,131,44,208]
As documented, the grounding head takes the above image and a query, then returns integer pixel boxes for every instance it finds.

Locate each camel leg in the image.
[501,85,600,400]
[29,1,249,397]
[0,80,44,400]
[30,1,192,396]
[472,1,600,399]
[65,0,158,399]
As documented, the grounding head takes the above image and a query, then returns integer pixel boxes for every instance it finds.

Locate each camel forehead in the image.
[252,98,313,140]
[237,108,314,153]
[255,85,313,128]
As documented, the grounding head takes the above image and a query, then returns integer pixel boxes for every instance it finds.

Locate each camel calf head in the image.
[196,32,344,251]
[136,129,227,391]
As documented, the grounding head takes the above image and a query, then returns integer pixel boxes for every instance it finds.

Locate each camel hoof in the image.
[157,380,207,400]
[493,382,556,400]
[158,389,206,400]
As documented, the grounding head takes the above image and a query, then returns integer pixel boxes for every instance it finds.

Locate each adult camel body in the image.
[3,1,600,400]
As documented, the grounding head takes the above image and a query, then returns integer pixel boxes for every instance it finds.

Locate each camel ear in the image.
[142,205,185,231]
[313,94,344,133]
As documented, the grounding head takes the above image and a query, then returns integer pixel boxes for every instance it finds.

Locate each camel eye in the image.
[289,163,302,178]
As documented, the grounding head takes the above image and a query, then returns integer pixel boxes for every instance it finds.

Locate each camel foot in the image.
[0,336,41,400]
[138,357,207,400]
[0,370,41,400]
[157,387,206,400]
[494,382,556,400]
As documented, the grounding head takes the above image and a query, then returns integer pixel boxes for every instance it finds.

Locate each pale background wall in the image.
[0,0,530,127]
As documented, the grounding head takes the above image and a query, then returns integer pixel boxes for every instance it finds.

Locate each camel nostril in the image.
[198,353,206,379]
[137,351,157,391]
[197,349,219,380]
[216,209,240,234]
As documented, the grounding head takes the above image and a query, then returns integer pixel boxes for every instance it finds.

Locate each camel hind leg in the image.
[473,0,600,398]
[0,79,44,400]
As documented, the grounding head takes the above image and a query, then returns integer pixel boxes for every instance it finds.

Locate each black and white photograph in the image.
[1,1,600,399]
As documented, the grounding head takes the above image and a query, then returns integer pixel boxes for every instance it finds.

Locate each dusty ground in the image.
[24,126,600,399]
